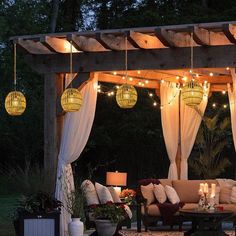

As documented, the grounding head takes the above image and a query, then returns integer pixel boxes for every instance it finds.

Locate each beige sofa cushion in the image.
[81,180,99,206]
[141,183,155,205]
[172,180,217,203]
[141,204,161,216]
[159,179,173,187]
[153,184,167,204]
[182,203,198,210]
[95,182,113,204]
[220,186,232,203]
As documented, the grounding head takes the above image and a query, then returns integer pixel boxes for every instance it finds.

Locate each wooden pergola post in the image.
[44,73,64,192]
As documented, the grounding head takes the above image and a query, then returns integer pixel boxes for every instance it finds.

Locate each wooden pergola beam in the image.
[24,45,236,73]
[191,26,210,45]
[67,34,107,52]
[41,36,78,53]
[127,31,165,49]
[223,23,236,44]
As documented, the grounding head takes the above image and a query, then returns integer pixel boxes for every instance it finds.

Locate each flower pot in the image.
[68,218,84,236]
[95,219,117,236]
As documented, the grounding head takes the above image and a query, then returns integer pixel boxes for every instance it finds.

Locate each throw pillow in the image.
[165,185,180,204]
[140,183,155,205]
[108,186,121,203]
[81,180,99,206]
[153,184,167,204]
[231,186,236,203]
[219,185,232,204]
[95,182,113,204]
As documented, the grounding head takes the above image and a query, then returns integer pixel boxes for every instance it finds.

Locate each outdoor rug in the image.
[119,229,235,235]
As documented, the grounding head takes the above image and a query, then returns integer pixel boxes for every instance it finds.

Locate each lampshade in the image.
[5,91,26,116]
[116,84,137,109]
[182,81,204,106]
[61,88,83,112]
[106,171,127,186]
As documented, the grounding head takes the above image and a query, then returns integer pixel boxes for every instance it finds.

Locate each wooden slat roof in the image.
[10,21,236,54]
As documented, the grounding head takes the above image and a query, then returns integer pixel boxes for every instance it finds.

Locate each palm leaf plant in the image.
[189,112,232,179]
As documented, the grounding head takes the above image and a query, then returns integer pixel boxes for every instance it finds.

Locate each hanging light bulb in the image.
[182,32,203,107]
[61,40,83,112]
[5,43,26,116]
[116,35,137,108]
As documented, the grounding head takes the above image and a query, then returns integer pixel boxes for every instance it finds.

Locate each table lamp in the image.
[106,171,127,196]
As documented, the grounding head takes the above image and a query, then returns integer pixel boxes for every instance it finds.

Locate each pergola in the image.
[11,21,236,185]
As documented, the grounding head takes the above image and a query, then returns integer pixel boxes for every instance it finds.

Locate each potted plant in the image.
[91,201,127,236]
[120,189,136,205]
[12,191,62,236]
[65,188,84,236]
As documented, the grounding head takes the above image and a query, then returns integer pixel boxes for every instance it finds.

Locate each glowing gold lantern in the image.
[182,80,204,106]
[61,88,83,112]
[5,91,26,116]
[116,84,137,108]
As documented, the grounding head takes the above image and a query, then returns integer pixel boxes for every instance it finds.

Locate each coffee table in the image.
[179,209,233,236]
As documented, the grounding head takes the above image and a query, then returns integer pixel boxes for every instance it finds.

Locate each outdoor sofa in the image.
[137,178,236,231]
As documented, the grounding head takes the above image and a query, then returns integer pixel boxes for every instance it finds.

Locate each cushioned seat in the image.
[182,203,198,210]
[217,204,236,213]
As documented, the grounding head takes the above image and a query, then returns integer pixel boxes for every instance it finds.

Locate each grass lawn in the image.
[0,195,19,236]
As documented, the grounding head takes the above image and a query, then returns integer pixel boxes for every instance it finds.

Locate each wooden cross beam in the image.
[24,45,236,74]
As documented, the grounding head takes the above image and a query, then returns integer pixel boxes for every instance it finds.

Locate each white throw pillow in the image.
[81,180,99,206]
[165,185,180,204]
[153,184,167,204]
[95,182,113,204]
[108,186,121,203]
[231,186,236,203]
[140,183,155,205]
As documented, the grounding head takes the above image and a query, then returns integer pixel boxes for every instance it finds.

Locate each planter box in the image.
[17,212,60,236]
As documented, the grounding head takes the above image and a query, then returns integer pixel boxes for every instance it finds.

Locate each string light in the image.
[223,104,227,109]
[226,67,230,70]
[161,79,164,83]
[129,77,133,81]
[212,103,216,108]
[145,80,149,84]
[113,71,117,75]
[149,93,153,97]
[137,70,141,74]
[176,76,180,80]
[209,72,214,77]
[153,102,157,106]
[222,90,226,95]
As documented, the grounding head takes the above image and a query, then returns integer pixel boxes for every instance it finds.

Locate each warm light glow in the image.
[196,74,199,78]
[98,89,101,93]
[129,77,133,81]
[138,82,142,86]
[113,187,121,196]
[113,71,117,75]
[122,76,125,80]
[61,88,83,112]
[145,80,149,84]
[161,79,164,83]
[223,104,227,109]
[149,93,153,97]
[97,84,101,89]
[176,76,180,80]
[182,76,187,82]
[110,91,114,95]
[116,85,120,89]
[160,105,163,109]
[116,84,137,108]
[137,70,141,74]
[189,69,193,73]
[212,103,216,108]
[153,102,157,106]
[63,41,78,53]
[226,67,230,70]
[5,91,26,116]
[209,72,213,77]
[106,171,127,186]
[222,90,226,95]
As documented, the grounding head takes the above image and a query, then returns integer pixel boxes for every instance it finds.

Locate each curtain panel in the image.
[160,82,180,180]
[55,76,98,236]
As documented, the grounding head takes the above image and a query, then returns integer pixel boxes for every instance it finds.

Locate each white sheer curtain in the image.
[160,82,180,180]
[228,69,236,151]
[180,85,210,180]
[55,76,98,236]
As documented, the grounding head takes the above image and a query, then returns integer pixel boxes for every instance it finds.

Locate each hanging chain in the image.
[14,43,16,90]
[70,40,73,88]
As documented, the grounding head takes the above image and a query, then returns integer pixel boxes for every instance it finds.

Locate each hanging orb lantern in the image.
[182,80,204,106]
[5,91,26,116]
[61,88,83,112]
[116,84,138,108]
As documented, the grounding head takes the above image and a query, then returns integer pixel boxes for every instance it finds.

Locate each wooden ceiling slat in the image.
[40,36,79,53]
[67,34,107,52]
[128,31,165,49]
[192,26,210,45]
[222,23,236,44]
[16,39,54,54]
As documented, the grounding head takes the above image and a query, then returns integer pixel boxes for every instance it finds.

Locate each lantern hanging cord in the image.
[190,32,193,72]
[70,40,73,87]
[13,43,16,90]
[125,34,128,83]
